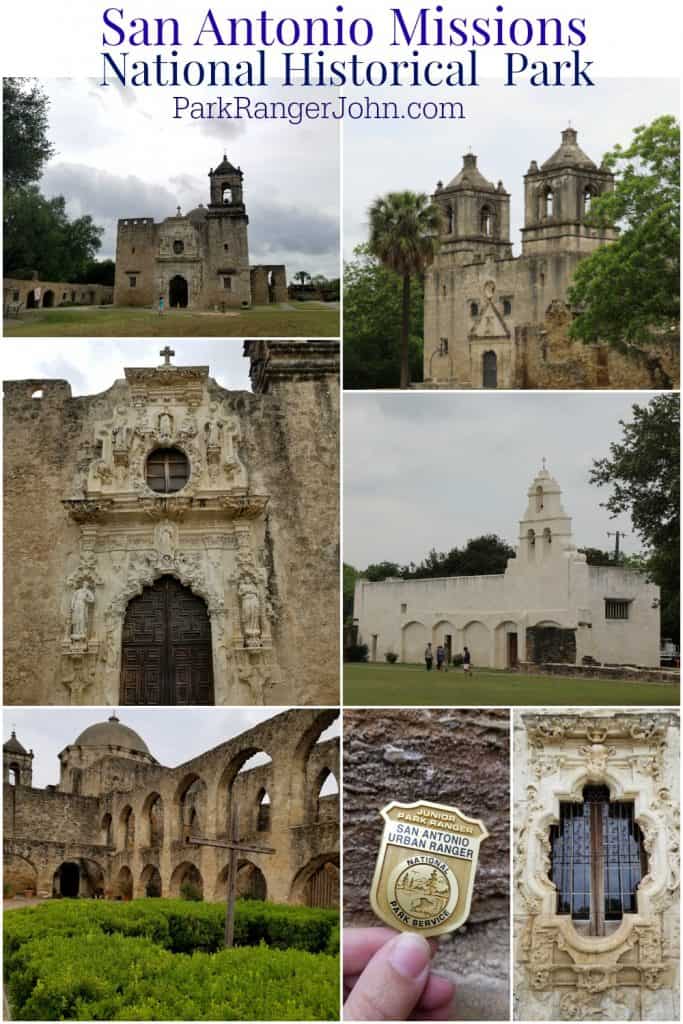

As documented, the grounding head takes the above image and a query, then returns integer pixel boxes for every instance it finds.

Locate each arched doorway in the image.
[42,289,55,308]
[120,576,214,705]
[54,861,80,898]
[169,275,188,308]
[290,855,340,908]
[26,290,38,309]
[483,350,498,388]
[141,864,162,897]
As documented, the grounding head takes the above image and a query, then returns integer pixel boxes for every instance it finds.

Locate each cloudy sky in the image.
[38,78,340,279]
[4,708,339,790]
[344,78,678,259]
[343,391,655,569]
[2,340,252,393]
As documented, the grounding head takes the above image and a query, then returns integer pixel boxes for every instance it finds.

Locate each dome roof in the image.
[4,730,28,755]
[444,153,497,193]
[541,127,597,171]
[188,204,208,221]
[73,714,151,756]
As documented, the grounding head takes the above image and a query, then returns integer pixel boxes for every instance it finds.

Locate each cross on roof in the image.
[160,346,175,366]
[541,456,547,471]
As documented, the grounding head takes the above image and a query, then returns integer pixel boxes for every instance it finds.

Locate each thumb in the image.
[344,931,432,1021]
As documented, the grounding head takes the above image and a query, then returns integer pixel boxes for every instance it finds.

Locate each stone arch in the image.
[4,853,38,895]
[480,204,493,236]
[169,861,203,899]
[432,619,457,662]
[101,812,113,846]
[26,290,38,309]
[255,787,271,832]
[582,184,597,216]
[290,854,340,908]
[141,792,164,848]
[119,805,135,850]
[216,746,274,837]
[532,618,563,628]
[140,864,162,897]
[495,620,519,669]
[53,861,80,898]
[175,773,208,841]
[313,766,339,822]
[482,350,498,388]
[215,859,267,902]
[42,289,55,308]
[541,186,555,219]
[463,620,490,667]
[7,761,20,786]
[114,865,134,900]
[169,274,188,308]
[401,620,428,664]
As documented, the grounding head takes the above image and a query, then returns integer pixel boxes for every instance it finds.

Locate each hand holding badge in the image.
[370,799,489,938]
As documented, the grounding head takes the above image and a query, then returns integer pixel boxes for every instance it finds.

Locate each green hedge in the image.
[5,900,339,1020]
[7,931,339,1020]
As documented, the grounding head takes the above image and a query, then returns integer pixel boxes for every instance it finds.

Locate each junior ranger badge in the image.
[370,799,489,937]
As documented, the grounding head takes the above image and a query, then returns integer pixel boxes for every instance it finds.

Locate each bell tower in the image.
[208,153,246,212]
[206,153,252,307]
[433,153,512,264]
[521,127,618,256]
[518,462,576,564]
[3,730,34,787]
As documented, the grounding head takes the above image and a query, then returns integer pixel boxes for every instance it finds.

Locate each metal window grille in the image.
[146,448,189,493]
[605,599,630,620]
[549,785,645,935]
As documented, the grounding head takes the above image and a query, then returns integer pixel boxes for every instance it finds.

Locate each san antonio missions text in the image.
[390,824,474,860]
[100,8,595,88]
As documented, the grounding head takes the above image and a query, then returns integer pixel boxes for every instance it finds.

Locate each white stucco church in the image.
[354,464,660,669]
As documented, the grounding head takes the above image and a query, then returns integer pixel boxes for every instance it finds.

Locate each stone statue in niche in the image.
[238,577,262,645]
[70,582,95,641]
[159,411,173,439]
[205,419,222,449]
[157,521,175,558]
[112,423,132,453]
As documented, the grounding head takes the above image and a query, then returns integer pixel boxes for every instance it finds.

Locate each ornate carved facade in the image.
[514,711,680,1020]
[4,341,339,706]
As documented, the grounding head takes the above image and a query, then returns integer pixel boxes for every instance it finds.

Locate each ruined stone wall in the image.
[526,626,577,664]
[344,709,510,1019]
[113,219,157,307]
[4,784,101,845]
[3,278,113,309]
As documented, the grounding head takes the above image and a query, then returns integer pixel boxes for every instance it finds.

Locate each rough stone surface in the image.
[3,709,339,905]
[526,626,576,664]
[3,278,113,311]
[4,341,339,706]
[343,708,510,1019]
[518,663,679,684]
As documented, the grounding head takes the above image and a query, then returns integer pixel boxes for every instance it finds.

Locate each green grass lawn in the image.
[3,302,339,338]
[344,662,679,707]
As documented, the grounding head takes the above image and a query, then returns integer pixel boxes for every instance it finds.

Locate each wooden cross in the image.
[185,802,276,947]
[160,346,175,366]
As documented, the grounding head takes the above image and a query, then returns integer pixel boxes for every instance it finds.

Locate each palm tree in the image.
[294,270,311,285]
[368,191,441,388]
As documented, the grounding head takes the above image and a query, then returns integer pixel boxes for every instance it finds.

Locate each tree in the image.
[344,245,424,388]
[343,563,359,622]
[4,185,103,282]
[568,116,680,366]
[590,394,679,640]
[404,535,515,579]
[293,270,311,285]
[3,78,55,190]
[79,258,116,286]
[363,561,402,582]
[367,191,441,388]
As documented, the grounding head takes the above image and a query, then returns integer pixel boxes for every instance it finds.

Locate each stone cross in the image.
[541,456,547,471]
[185,801,276,947]
[160,346,175,366]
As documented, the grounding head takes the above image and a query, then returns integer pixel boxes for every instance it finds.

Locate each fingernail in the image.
[388,932,431,979]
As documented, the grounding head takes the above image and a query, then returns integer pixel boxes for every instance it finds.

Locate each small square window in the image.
[128,275,137,288]
[224,243,229,251]
[502,298,512,316]
[222,276,232,290]
[605,599,630,620]
[131,246,136,254]
[400,603,407,614]
[470,301,479,317]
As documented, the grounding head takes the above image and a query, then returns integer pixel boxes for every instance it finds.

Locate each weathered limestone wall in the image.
[344,708,510,1020]
[4,784,100,844]
[3,342,339,706]
[113,219,157,307]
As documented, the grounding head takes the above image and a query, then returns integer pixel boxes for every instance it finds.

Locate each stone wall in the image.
[344,708,510,1019]
[4,784,101,845]
[3,278,113,311]
[526,626,577,664]
[3,342,339,706]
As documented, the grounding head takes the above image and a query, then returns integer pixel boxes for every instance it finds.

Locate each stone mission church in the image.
[3,708,339,906]
[4,341,339,707]
[113,155,287,310]
[354,463,660,670]
[424,128,679,389]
